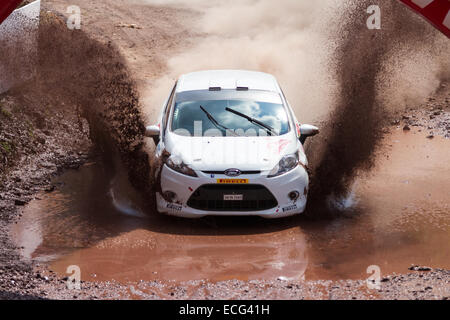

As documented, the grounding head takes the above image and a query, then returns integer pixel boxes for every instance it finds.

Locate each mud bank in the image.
[0,12,149,299]
[0,91,91,299]
[0,1,195,299]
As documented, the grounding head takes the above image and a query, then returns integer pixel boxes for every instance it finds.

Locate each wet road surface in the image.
[12,128,450,283]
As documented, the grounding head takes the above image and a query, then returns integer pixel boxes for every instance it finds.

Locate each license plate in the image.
[223,194,243,201]
[216,179,249,184]
[282,204,297,212]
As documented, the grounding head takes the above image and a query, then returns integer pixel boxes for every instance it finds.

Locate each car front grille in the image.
[202,170,261,175]
[187,184,278,211]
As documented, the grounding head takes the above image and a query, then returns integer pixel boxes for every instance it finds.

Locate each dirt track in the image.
[0,0,449,300]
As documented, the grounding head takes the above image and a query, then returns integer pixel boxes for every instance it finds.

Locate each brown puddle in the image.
[11,128,450,283]
[305,128,450,280]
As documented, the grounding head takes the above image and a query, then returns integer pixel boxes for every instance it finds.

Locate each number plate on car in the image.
[223,194,243,201]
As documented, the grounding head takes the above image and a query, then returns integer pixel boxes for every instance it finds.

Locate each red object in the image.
[398,0,450,37]
[0,0,23,25]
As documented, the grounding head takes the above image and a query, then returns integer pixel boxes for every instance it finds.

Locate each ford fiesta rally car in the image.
[145,70,319,218]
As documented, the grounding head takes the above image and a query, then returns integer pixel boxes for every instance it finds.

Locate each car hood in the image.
[164,131,305,171]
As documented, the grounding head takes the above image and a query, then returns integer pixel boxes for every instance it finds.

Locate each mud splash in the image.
[306,0,449,216]
[6,12,153,207]
[142,0,449,216]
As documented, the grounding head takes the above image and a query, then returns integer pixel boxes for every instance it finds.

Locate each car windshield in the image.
[171,91,289,137]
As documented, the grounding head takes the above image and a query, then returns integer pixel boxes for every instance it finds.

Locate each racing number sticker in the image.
[216,179,249,184]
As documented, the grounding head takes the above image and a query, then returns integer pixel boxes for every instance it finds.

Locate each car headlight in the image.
[267,152,299,178]
[165,155,198,177]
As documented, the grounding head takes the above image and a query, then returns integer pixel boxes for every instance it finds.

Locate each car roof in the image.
[176,70,280,93]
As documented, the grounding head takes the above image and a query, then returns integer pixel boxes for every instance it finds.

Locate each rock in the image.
[116,23,142,29]
[36,136,46,145]
[426,135,434,139]
[409,265,432,271]
[14,199,27,206]
[44,185,55,193]
[40,162,54,169]
[403,125,410,131]
[418,266,432,271]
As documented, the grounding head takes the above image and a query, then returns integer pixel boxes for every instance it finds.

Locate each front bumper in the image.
[156,164,308,218]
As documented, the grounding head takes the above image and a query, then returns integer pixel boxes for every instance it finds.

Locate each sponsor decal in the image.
[166,203,182,211]
[278,139,290,153]
[216,178,249,184]
[282,204,298,212]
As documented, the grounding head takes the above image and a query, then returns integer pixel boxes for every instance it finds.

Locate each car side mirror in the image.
[299,124,319,144]
[145,125,160,144]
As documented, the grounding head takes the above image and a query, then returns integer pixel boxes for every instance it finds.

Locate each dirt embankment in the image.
[0,83,91,299]
[0,11,150,298]
[1,8,152,198]
[0,0,195,298]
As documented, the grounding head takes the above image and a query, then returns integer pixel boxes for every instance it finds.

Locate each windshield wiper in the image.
[225,107,274,136]
[200,106,238,136]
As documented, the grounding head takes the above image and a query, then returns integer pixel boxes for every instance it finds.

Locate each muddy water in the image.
[12,129,450,283]
[305,128,450,280]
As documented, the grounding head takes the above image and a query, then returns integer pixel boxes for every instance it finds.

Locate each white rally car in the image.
[145,70,318,218]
